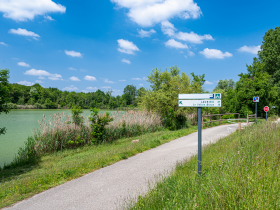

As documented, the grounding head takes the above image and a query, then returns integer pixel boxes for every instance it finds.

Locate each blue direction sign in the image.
[253,96,259,102]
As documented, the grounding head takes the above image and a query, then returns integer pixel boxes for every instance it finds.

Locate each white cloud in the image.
[35,80,44,83]
[104,78,114,83]
[111,0,202,27]
[117,39,140,54]
[119,79,126,81]
[65,50,82,57]
[24,68,62,80]
[69,76,80,81]
[0,42,7,46]
[44,15,54,21]
[204,81,213,85]
[9,28,40,40]
[165,39,188,49]
[184,55,188,58]
[199,48,233,59]
[38,76,45,79]
[132,78,142,80]
[18,61,30,67]
[112,89,122,96]
[68,67,77,70]
[84,75,97,81]
[161,20,213,44]
[121,58,131,64]
[17,80,34,86]
[138,29,156,38]
[86,86,98,91]
[237,45,261,55]
[101,86,111,89]
[0,0,66,21]
[63,85,78,91]
[139,84,143,86]
[188,51,195,56]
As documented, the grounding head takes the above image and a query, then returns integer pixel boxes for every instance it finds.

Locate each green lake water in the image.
[0,109,119,167]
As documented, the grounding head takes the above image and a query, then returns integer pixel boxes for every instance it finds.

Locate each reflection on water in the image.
[0,109,120,167]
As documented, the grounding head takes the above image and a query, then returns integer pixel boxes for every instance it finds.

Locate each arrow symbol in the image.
[179,101,183,105]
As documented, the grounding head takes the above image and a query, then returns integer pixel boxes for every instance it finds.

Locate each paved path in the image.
[5,124,243,210]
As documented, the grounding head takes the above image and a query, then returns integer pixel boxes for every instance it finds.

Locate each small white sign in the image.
[179,100,221,107]
[179,93,221,100]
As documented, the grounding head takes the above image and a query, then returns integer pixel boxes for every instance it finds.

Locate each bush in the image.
[89,108,113,144]
[162,109,187,130]
[71,105,83,126]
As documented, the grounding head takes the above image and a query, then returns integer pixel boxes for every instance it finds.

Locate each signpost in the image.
[253,97,259,124]
[178,93,221,176]
[264,106,269,121]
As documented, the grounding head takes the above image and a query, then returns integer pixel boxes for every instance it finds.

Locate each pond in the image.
[0,109,120,167]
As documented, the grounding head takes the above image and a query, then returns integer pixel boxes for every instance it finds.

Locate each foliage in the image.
[139,66,205,129]
[0,69,11,135]
[71,105,83,126]
[129,121,280,209]
[213,79,235,92]
[259,26,280,87]
[89,108,113,143]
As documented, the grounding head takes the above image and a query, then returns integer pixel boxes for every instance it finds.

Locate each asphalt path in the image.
[5,123,244,210]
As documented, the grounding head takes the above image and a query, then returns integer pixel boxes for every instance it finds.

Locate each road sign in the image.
[178,100,221,107]
[264,106,269,112]
[179,93,221,100]
[253,96,259,102]
[272,106,276,108]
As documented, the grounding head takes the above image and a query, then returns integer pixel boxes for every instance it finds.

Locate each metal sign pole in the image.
[198,107,202,176]
[266,112,267,121]
[255,102,257,124]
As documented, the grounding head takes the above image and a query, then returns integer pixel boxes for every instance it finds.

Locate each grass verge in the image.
[127,121,280,209]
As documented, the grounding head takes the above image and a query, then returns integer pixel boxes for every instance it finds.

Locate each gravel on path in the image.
[5,124,241,210]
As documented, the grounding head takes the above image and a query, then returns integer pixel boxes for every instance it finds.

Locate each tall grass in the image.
[128,121,280,209]
[8,110,164,168]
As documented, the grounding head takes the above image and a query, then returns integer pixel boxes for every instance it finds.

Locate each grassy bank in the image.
[0,126,200,208]
[127,121,280,209]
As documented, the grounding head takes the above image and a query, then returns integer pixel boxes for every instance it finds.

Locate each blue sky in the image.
[0,0,280,95]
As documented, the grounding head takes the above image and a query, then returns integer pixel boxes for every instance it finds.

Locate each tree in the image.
[123,85,137,106]
[0,69,11,135]
[259,26,280,87]
[213,79,235,92]
[139,66,205,119]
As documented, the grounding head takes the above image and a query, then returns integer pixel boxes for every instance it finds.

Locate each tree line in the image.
[5,82,145,109]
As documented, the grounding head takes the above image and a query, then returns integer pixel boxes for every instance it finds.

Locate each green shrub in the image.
[71,105,83,126]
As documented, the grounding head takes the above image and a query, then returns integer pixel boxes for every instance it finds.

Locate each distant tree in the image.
[213,79,235,92]
[0,69,11,135]
[123,85,137,106]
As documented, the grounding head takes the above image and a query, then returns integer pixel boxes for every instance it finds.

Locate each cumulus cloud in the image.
[204,81,213,85]
[161,20,213,44]
[35,80,44,83]
[139,84,143,86]
[17,80,34,86]
[86,86,98,91]
[199,48,233,59]
[63,85,78,91]
[24,69,62,80]
[104,78,114,83]
[117,39,140,54]
[0,42,7,46]
[18,61,30,67]
[44,15,54,21]
[0,0,66,21]
[111,0,202,27]
[84,75,97,81]
[237,45,261,55]
[165,39,188,49]
[121,58,131,64]
[65,50,82,57]
[69,76,80,81]
[101,86,111,89]
[138,29,156,38]
[188,51,195,56]
[68,67,77,70]
[9,28,40,40]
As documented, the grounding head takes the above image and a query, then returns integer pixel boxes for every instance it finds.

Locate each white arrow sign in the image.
[178,93,221,100]
[179,100,221,107]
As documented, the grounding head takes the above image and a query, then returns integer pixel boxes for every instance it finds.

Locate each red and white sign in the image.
[264,106,269,112]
